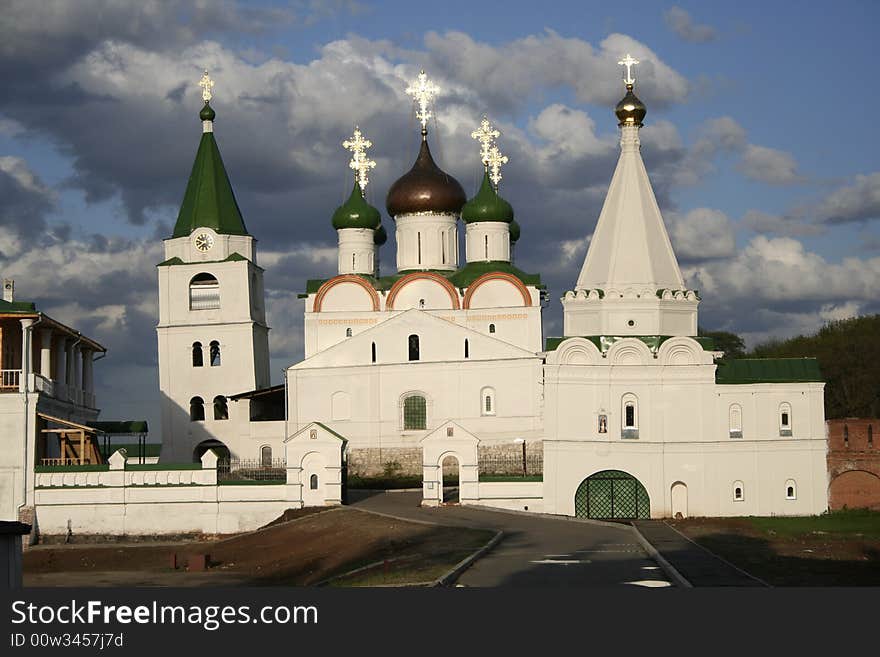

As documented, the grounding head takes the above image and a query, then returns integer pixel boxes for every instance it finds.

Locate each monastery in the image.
[0,58,828,534]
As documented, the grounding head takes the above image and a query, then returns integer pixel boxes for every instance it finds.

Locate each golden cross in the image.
[471,116,501,166]
[199,70,215,103]
[342,126,376,192]
[618,54,639,87]
[486,144,508,189]
[405,70,440,131]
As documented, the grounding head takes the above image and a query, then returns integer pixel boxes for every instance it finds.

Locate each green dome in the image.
[374,224,387,245]
[200,102,216,122]
[509,218,521,243]
[461,170,514,224]
[332,181,381,230]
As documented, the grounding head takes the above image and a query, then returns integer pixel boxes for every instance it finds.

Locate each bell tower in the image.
[156,72,270,462]
[563,55,699,337]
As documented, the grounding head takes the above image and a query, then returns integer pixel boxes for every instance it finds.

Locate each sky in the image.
[1,0,879,442]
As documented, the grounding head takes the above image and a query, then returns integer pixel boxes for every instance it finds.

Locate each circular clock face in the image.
[194,233,215,253]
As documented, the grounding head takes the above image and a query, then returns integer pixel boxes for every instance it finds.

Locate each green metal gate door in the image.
[574,470,650,519]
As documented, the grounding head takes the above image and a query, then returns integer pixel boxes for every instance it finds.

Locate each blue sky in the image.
[1,1,878,440]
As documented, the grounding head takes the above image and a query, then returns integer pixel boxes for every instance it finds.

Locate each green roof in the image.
[303,261,543,296]
[715,358,823,384]
[157,252,249,267]
[91,421,149,434]
[461,170,514,224]
[0,299,36,313]
[313,422,348,442]
[332,181,381,230]
[545,335,716,353]
[172,128,248,239]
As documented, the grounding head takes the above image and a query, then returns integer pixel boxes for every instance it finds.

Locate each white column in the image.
[73,344,82,404]
[39,328,52,379]
[19,318,34,393]
[65,340,75,387]
[55,336,67,392]
[82,349,93,398]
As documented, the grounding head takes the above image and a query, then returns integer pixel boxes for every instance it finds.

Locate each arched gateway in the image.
[575,470,650,519]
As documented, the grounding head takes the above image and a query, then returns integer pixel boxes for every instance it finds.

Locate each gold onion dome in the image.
[332,180,381,230]
[386,138,466,217]
[461,169,513,224]
[615,84,646,127]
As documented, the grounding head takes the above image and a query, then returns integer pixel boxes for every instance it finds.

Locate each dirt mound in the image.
[24,507,493,587]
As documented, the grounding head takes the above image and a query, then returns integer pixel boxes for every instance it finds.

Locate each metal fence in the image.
[217,457,287,482]
[478,452,543,477]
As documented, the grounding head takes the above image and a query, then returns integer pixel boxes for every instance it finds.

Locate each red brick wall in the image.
[827,418,880,510]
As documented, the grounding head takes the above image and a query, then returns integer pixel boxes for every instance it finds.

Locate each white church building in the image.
[148,61,827,521]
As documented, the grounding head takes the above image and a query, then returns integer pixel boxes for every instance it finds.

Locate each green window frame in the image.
[403,395,427,430]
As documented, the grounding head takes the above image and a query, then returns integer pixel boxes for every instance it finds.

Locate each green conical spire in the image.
[172,104,248,239]
[461,169,514,224]
[332,180,381,230]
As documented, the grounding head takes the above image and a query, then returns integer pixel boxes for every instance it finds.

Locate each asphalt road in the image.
[350,490,672,587]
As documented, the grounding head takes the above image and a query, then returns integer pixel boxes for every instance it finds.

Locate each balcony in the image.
[0,369,21,391]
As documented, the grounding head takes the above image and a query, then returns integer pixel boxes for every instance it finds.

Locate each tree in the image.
[698,327,746,359]
[748,315,880,419]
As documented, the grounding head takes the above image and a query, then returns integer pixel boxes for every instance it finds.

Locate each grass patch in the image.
[747,509,880,539]
[347,475,423,490]
[478,475,543,482]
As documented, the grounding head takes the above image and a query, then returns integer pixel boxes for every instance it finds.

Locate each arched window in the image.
[729,403,743,438]
[189,273,220,310]
[481,386,496,416]
[310,474,318,490]
[192,341,204,367]
[209,340,221,366]
[408,334,420,361]
[484,234,489,259]
[779,402,792,436]
[785,479,797,500]
[352,253,356,270]
[621,394,638,438]
[371,342,377,363]
[844,424,849,447]
[403,394,427,430]
[442,233,446,264]
[417,231,422,264]
[733,481,744,501]
[261,446,272,467]
[213,395,228,421]
[488,324,496,334]
[345,327,352,337]
[464,339,469,359]
[190,396,205,421]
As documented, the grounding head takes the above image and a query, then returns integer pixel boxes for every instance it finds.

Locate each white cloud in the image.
[669,208,736,260]
[817,172,880,224]
[685,235,880,302]
[664,7,718,43]
[743,209,823,237]
[738,144,801,184]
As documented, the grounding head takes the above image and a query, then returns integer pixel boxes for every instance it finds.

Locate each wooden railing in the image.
[0,369,21,390]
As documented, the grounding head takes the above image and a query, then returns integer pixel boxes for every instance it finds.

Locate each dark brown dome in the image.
[386,138,466,217]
